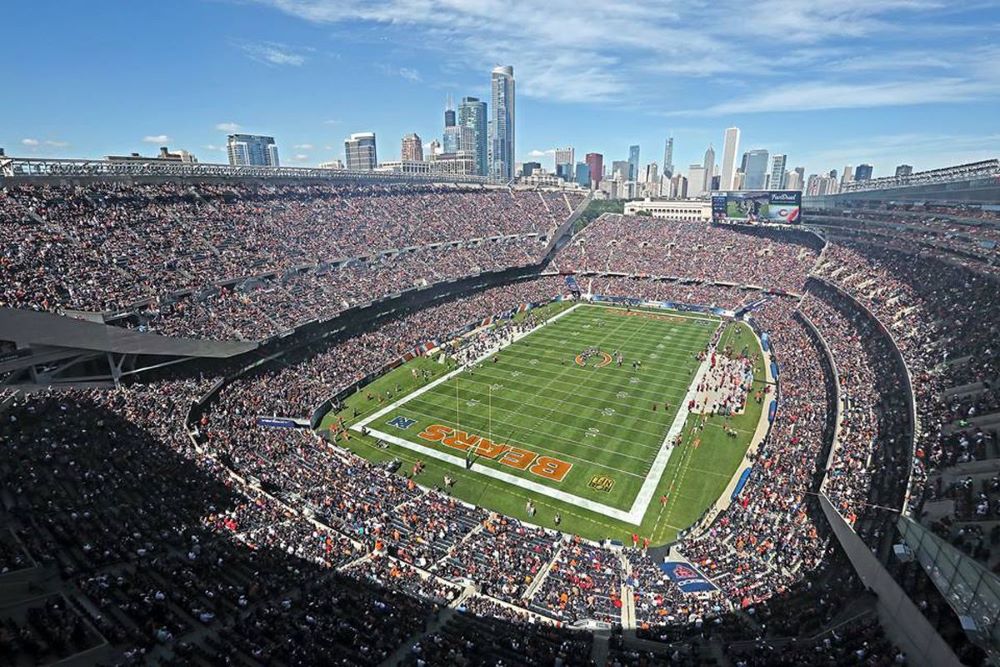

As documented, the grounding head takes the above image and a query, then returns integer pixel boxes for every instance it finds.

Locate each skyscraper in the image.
[443,125,476,159]
[687,164,707,197]
[702,145,715,191]
[769,154,787,189]
[401,133,423,162]
[662,137,674,178]
[458,96,488,176]
[554,147,574,171]
[671,174,688,199]
[628,145,640,181]
[575,162,591,188]
[344,132,377,170]
[642,163,660,196]
[488,65,515,180]
[444,94,456,128]
[855,164,874,181]
[521,162,541,176]
[643,162,659,184]
[895,164,913,178]
[720,127,740,190]
[785,170,803,191]
[585,153,603,188]
[611,160,630,182]
[743,150,769,190]
[841,165,854,187]
[554,147,574,182]
[227,134,279,167]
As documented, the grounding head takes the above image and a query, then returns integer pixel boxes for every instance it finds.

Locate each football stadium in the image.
[324,303,767,545]
[4,3,1000,666]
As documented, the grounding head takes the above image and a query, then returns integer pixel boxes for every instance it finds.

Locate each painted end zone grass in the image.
[319,301,766,545]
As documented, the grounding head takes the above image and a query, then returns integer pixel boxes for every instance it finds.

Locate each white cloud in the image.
[398,67,421,82]
[250,0,990,108]
[291,153,310,162]
[323,119,342,125]
[20,138,70,150]
[668,77,999,116]
[143,134,170,143]
[378,64,422,82]
[294,143,314,150]
[528,149,555,158]
[216,122,241,132]
[204,144,226,152]
[237,41,308,67]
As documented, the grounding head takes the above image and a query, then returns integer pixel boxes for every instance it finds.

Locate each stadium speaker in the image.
[892,543,914,562]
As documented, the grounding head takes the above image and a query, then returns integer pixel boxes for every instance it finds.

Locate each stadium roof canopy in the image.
[0,308,253,357]
[0,308,256,384]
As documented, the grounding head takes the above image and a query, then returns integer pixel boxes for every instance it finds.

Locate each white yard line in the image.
[353,302,718,526]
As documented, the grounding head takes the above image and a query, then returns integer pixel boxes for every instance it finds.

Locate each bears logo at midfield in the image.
[588,475,615,493]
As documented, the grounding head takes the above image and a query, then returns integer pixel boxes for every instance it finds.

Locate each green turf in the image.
[319,301,766,545]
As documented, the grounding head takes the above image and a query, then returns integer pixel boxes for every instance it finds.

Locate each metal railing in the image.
[0,155,495,184]
[840,159,1000,193]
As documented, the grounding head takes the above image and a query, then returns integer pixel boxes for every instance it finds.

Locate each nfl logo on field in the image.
[588,475,615,492]
[388,415,417,430]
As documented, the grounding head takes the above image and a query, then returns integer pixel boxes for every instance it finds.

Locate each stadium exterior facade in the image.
[804,159,1000,206]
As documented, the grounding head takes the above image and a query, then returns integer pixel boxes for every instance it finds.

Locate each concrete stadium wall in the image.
[818,493,962,666]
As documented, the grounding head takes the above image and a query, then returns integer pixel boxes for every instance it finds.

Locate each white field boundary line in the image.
[354,301,584,431]
[624,321,721,520]
[353,302,710,525]
[584,301,722,324]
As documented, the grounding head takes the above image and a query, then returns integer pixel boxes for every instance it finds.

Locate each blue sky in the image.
[3,0,999,178]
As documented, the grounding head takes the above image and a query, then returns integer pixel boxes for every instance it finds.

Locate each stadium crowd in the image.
[680,298,834,607]
[7,178,999,664]
[799,286,912,533]
[555,213,822,293]
[813,240,1000,524]
[0,182,582,340]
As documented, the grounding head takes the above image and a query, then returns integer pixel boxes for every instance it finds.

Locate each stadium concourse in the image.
[0,175,997,666]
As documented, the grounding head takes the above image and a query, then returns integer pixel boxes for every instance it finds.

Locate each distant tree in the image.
[574,199,625,233]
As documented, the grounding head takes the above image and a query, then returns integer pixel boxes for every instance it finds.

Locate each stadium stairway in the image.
[521,540,564,601]
[378,585,475,667]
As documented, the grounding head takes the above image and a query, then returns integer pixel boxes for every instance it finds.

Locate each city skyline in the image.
[3,1,999,179]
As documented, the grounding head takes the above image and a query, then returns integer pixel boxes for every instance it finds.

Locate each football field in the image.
[326,301,767,544]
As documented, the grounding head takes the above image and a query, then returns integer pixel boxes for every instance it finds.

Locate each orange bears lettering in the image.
[416,424,573,483]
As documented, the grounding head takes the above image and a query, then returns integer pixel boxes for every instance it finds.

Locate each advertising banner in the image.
[731,468,752,500]
[257,417,300,429]
[660,561,719,593]
[712,191,802,224]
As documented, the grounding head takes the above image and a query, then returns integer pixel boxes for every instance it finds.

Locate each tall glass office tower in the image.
[458,96,488,176]
[488,65,515,180]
